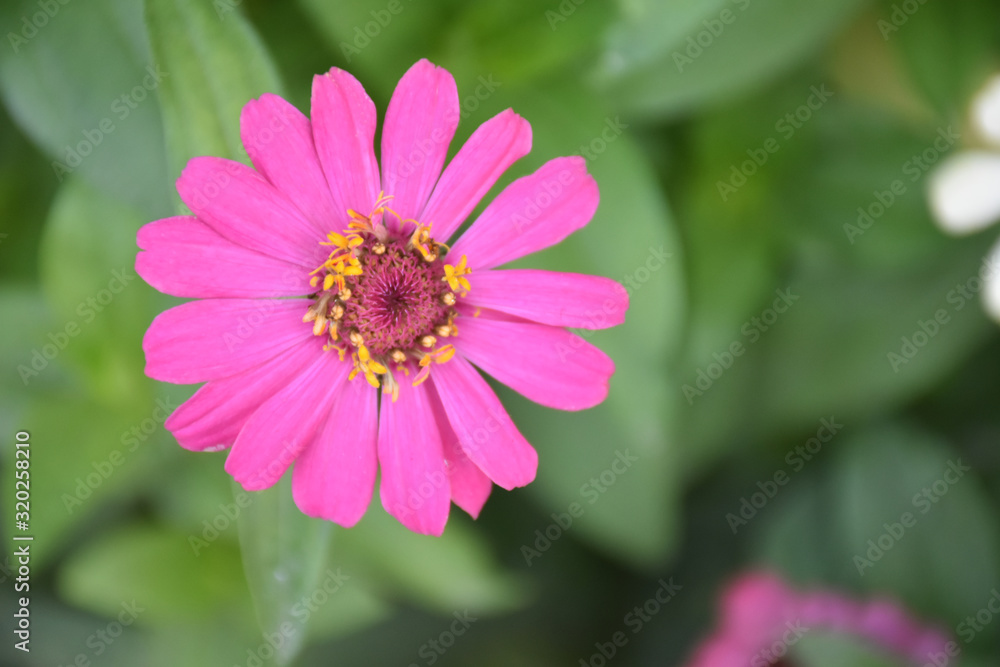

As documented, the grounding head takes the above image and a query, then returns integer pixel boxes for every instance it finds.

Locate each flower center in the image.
[302,194,470,400]
[342,236,451,356]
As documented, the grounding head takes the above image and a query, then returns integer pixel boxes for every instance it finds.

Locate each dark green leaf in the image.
[0,0,171,216]
[595,0,866,118]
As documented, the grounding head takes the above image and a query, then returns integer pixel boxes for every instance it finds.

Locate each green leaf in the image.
[452,2,614,87]
[235,474,332,666]
[0,105,59,283]
[489,80,685,569]
[294,0,460,98]
[296,0,613,98]
[0,0,171,217]
[8,596,152,667]
[755,424,1000,626]
[595,0,866,118]
[144,0,284,178]
[2,176,169,567]
[889,0,1000,115]
[676,85,996,471]
[38,176,153,402]
[832,425,1000,624]
[2,391,169,569]
[0,287,63,402]
[791,633,901,667]
[58,522,251,624]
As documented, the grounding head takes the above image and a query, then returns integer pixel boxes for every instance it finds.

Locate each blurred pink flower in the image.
[136,59,626,535]
[684,571,951,666]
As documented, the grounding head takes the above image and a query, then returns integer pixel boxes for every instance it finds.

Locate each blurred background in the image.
[1,0,999,665]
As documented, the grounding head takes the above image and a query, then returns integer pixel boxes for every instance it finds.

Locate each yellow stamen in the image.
[443,255,471,294]
[411,344,456,386]
[409,222,445,262]
[382,370,400,402]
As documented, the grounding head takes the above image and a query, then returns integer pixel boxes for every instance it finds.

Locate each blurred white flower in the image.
[929,74,1000,322]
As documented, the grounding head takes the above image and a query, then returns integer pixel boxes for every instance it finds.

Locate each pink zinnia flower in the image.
[136,60,626,535]
[684,571,951,666]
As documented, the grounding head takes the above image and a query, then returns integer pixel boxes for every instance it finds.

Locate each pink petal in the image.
[136,216,311,298]
[430,357,537,490]
[420,108,532,242]
[440,411,492,518]
[453,314,614,411]
[240,93,341,235]
[166,337,326,451]
[449,156,598,270]
[466,269,628,329]
[855,599,923,656]
[292,376,378,527]
[380,59,459,229]
[311,68,380,222]
[377,379,451,536]
[720,572,800,645]
[177,157,326,268]
[684,635,756,667]
[143,299,312,384]
[225,351,350,491]
[426,384,492,518]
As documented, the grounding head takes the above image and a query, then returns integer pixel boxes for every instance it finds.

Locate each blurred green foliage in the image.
[1,0,999,665]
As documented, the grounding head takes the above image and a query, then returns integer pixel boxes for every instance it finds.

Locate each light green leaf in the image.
[3,176,169,567]
[337,502,527,614]
[144,0,284,178]
[791,633,901,667]
[235,474,332,666]
[1,391,169,569]
[58,523,251,624]
[0,287,63,402]
[38,176,153,402]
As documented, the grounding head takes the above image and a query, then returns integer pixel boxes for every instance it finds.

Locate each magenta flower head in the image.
[136,60,627,535]
[683,571,952,666]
